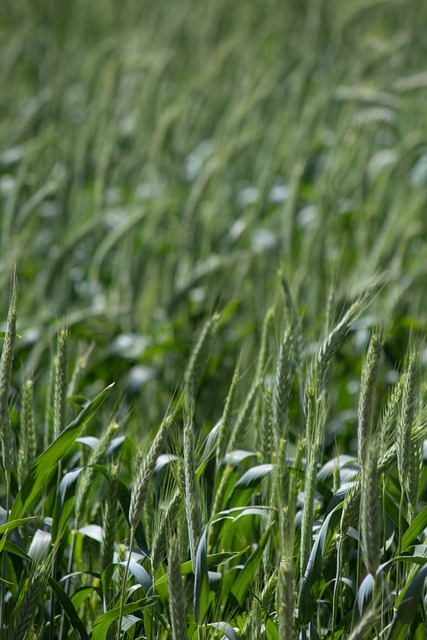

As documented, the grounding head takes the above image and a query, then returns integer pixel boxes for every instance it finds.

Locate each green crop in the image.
[1,0,427,638]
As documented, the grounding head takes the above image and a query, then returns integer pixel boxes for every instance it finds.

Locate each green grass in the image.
[1,0,427,637]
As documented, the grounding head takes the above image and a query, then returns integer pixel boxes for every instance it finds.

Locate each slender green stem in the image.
[0,477,10,633]
[117,529,134,640]
[396,490,405,595]
[332,534,343,635]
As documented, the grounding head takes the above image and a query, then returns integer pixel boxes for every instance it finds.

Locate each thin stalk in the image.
[117,529,134,640]
[1,487,10,632]
[332,534,343,636]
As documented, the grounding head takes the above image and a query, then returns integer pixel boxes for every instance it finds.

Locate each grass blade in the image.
[10,384,113,520]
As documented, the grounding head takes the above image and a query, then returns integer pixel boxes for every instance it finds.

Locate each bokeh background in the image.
[2,0,427,437]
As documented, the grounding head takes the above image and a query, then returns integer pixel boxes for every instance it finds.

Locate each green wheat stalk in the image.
[317,297,364,385]
[273,326,295,440]
[183,416,202,568]
[0,271,17,633]
[278,558,295,640]
[360,443,380,577]
[53,327,68,439]
[216,357,241,466]
[184,312,219,402]
[18,379,36,488]
[168,535,187,640]
[10,556,52,640]
[119,410,173,636]
[256,306,274,380]
[101,464,119,576]
[75,420,120,524]
[300,382,327,577]
[0,271,17,485]
[228,378,260,453]
[358,333,382,467]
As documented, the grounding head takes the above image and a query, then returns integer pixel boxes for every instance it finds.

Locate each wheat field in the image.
[1,1,427,638]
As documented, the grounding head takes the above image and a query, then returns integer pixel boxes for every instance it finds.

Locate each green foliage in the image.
[1,0,427,638]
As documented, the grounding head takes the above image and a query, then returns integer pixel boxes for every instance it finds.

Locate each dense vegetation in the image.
[1,0,427,638]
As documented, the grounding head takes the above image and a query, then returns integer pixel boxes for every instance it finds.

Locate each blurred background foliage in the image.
[1,0,427,441]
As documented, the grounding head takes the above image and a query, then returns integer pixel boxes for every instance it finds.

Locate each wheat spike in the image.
[0,271,17,483]
[397,353,418,488]
[256,306,274,379]
[273,327,295,440]
[407,435,422,520]
[300,386,327,577]
[18,380,37,487]
[183,418,202,567]
[129,414,172,531]
[184,312,219,401]
[53,326,68,439]
[216,357,241,466]
[10,558,51,640]
[317,298,363,385]
[44,358,55,449]
[379,372,405,462]
[360,444,380,576]
[75,420,120,524]
[358,334,382,467]
[228,379,260,453]
[261,385,274,464]
[151,491,182,572]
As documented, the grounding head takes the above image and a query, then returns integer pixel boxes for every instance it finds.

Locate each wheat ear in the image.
[184,312,219,401]
[228,379,260,453]
[0,271,17,483]
[360,444,380,577]
[183,418,202,568]
[379,371,405,462]
[120,412,173,637]
[300,385,327,577]
[261,385,274,464]
[216,357,241,466]
[317,298,363,384]
[256,306,274,379]
[151,491,182,572]
[273,327,295,440]
[53,326,68,439]
[407,434,422,522]
[397,353,418,490]
[358,334,382,467]
[10,558,51,640]
[129,414,172,530]
[18,379,36,487]
[75,420,120,524]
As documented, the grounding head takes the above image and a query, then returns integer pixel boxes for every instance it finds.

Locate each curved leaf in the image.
[299,503,343,624]
[401,504,427,552]
[91,597,157,640]
[208,621,238,640]
[10,384,113,520]
[48,576,89,640]
[234,464,274,489]
[194,529,209,624]
[119,560,152,595]
[229,521,274,606]
[386,565,427,640]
